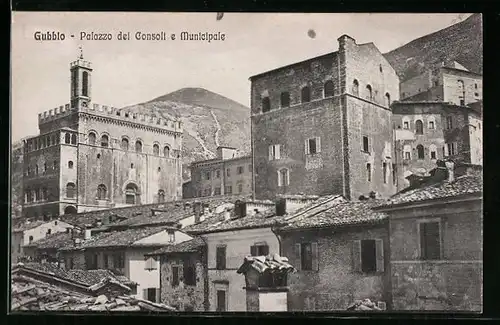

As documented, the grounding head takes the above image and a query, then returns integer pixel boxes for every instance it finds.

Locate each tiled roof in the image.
[146,237,206,256]
[377,174,482,208]
[12,220,46,232]
[346,299,383,311]
[279,198,388,231]
[184,209,284,235]
[23,232,74,249]
[11,276,176,312]
[58,226,173,251]
[236,254,296,274]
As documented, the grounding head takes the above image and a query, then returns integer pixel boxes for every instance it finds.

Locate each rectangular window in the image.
[214,187,221,195]
[114,252,125,269]
[294,242,318,271]
[225,185,232,195]
[216,246,226,270]
[446,116,453,129]
[268,144,281,160]
[85,253,98,270]
[226,168,231,177]
[361,240,377,273]
[403,121,409,129]
[216,290,226,312]
[431,151,437,159]
[216,170,220,178]
[301,243,313,270]
[429,121,435,129]
[237,166,244,174]
[250,244,269,256]
[392,164,397,185]
[447,142,457,156]
[103,254,108,269]
[205,171,211,180]
[305,137,320,155]
[383,163,387,184]
[238,183,243,193]
[183,261,196,286]
[146,288,157,302]
[420,221,441,260]
[366,163,371,182]
[405,152,411,160]
[172,266,180,287]
[352,239,384,274]
[362,136,369,152]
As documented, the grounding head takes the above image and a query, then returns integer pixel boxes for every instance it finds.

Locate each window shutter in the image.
[268,146,273,160]
[143,288,147,300]
[280,144,285,159]
[316,137,321,153]
[375,239,385,273]
[262,245,269,256]
[295,243,302,271]
[419,223,426,259]
[311,242,319,271]
[155,288,161,303]
[250,245,257,256]
[351,240,362,272]
[276,145,281,160]
[277,170,282,187]
[304,139,309,154]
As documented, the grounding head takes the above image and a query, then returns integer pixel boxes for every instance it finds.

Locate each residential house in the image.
[374,160,483,311]
[22,229,76,261]
[146,237,208,311]
[11,219,74,263]
[57,225,193,302]
[274,195,391,311]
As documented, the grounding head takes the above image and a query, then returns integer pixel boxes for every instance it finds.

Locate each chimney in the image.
[193,202,203,223]
[224,208,232,221]
[234,200,247,218]
[275,198,287,216]
[369,191,377,200]
[337,34,356,52]
[445,160,455,182]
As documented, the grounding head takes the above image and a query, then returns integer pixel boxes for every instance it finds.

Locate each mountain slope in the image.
[383,13,482,81]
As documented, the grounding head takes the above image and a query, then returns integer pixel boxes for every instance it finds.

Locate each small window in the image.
[113,252,125,269]
[280,92,290,108]
[65,133,71,144]
[383,162,387,184]
[66,182,76,198]
[35,164,39,175]
[46,229,52,235]
[183,261,196,286]
[250,244,269,256]
[226,168,231,177]
[305,137,321,155]
[475,83,478,89]
[352,79,359,96]
[158,167,161,172]
[431,151,437,159]
[53,161,58,170]
[158,190,165,203]
[403,121,409,129]
[278,168,289,187]
[88,132,96,145]
[29,236,34,244]
[301,86,311,103]
[101,135,109,147]
[135,140,143,153]
[361,240,377,273]
[153,144,159,156]
[225,185,232,195]
[362,136,369,152]
[447,142,457,156]
[97,154,101,159]
[216,290,226,312]
[300,242,314,271]
[385,93,391,107]
[262,97,271,113]
[68,161,74,169]
[238,183,243,193]
[121,138,129,150]
[420,221,441,260]
[44,163,47,172]
[366,163,371,182]
[47,136,51,146]
[324,80,334,98]
[237,166,244,175]
[168,232,175,242]
[405,151,411,160]
[417,145,425,159]
[415,120,423,135]
[171,266,180,287]
[268,144,281,160]
[429,121,435,129]
[366,85,373,101]
[214,187,221,195]
[205,171,211,180]
[216,246,226,270]
[71,134,77,145]
[97,184,107,200]
[446,116,453,129]
[216,170,221,178]
[130,163,134,168]
[352,239,384,274]
[164,146,170,157]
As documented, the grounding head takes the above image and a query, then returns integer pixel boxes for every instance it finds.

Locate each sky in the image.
[11,12,473,142]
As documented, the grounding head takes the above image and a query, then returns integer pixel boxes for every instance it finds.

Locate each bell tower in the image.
[70,46,92,109]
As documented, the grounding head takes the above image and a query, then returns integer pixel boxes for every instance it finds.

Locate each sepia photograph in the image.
[10,12,483,313]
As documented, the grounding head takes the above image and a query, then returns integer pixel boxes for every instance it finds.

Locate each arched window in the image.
[385,93,391,107]
[135,140,143,153]
[158,189,165,203]
[68,161,74,169]
[278,168,289,187]
[324,80,334,98]
[66,182,76,198]
[64,206,77,215]
[262,97,270,113]
[164,146,170,157]
[121,138,129,151]
[82,71,89,97]
[153,144,160,156]
[71,134,77,145]
[352,79,359,96]
[101,135,109,147]
[415,120,424,135]
[429,144,438,160]
[125,183,139,205]
[280,92,290,108]
[65,133,71,144]
[301,86,311,103]
[88,132,96,145]
[366,85,373,101]
[29,236,34,244]
[97,184,107,200]
[417,145,425,159]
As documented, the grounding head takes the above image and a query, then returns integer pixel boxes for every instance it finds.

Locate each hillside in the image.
[122,87,251,180]
[383,13,482,81]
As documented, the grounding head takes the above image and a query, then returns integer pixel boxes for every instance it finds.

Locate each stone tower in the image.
[22,52,183,220]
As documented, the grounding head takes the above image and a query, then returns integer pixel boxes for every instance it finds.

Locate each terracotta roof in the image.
[237,254,296,274]
[279,198,388,231]
[23,232,74,249]
[146,237,206,256]
[377,173,482,208]
[58,226,173,251]
[11,276,175,312]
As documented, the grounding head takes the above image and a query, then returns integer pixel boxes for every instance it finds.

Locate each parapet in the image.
[70,59,92,69]
[38,102,182,133]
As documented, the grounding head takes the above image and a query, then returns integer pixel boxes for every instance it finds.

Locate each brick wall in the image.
[279,224,391,311]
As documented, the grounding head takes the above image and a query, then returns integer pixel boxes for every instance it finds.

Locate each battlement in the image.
[70,59,92,69]
[38,103,183,133]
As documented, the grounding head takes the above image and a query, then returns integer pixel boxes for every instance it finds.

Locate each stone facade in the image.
[250,35,399,201]
[159,249,207,311]
[392,102,482,191]
[22,56,183,220]
[278,224,391,311]
[382,196,482,311]
[189,147,252,198]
